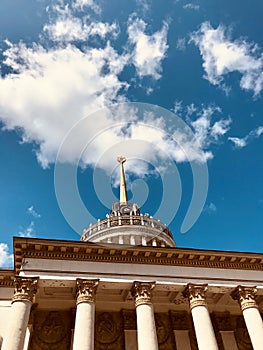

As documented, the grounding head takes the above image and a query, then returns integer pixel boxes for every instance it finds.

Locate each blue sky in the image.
[0,0,263,266]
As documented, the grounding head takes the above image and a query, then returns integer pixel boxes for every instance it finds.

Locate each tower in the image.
[81,157,175,247]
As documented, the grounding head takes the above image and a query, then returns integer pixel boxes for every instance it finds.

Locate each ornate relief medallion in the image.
[29,311,71,350]
[95,312,119,344]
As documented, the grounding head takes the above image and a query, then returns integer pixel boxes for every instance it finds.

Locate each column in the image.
[131,281,158,350]
[72,279,99,350]
[231,286,263,350]
[183,283,218,350]
[2,276,39,350]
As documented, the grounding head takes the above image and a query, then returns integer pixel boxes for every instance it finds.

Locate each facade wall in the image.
[19,308,253,350]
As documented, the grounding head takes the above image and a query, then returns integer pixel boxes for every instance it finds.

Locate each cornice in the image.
[0,269,14,288]
[13,237,263,275]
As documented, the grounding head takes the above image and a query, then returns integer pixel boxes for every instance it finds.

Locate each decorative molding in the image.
[131,281,155,307]
[13,237,263,275]
[231,286,258,311]
[12,276,39,303]
[183,283,208,310]
[76,279,99,305]
[0,271,14,288]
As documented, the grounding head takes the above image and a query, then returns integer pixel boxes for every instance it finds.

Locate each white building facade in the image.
[1,158,263,349]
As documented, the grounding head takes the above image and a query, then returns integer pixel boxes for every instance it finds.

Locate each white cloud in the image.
[27,206,41,218]
[170,103,231,162]
[203,202,217,214]
[228,126,263,148]
[127,17,169,79]
[73,0,101,13]
[176,37,186,51]
[173,100,183,115]
[183,3,200,10]
[228,137,247,148]
[136,0,151,14]
[18,221,35,238]
[191,22,263,95]
[0,243,13,267]
[0,41,128,168]
[44,8,119,42]
[190,105,231,146]
[0,6,229,179]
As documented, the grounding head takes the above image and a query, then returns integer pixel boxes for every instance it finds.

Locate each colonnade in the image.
[2,277,263,350]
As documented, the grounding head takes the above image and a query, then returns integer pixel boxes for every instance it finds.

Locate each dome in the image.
[80,157,176,247]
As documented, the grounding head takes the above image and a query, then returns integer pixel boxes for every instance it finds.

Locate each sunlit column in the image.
[131,281,158,350]
[183,283,218,350]
[72,279,99,350]
[2,276,38,350]
[231,286,263,350]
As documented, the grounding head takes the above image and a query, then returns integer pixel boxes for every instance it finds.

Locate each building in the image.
[1,157,263,350]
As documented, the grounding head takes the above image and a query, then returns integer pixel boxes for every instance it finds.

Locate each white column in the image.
[232,286,263,350]
[2,276,38,350]
[131,281,158,350]
[72,279,99,350]
[183,284,218,350]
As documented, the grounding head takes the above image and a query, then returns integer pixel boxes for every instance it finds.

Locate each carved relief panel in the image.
[95,312,125,350]
[29,310,72,350]
[155,313,176,350]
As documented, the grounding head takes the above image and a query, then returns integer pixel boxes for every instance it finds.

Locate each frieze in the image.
[14,237,263,275]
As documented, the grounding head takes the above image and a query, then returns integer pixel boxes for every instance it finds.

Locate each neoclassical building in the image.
[1,157,263,350]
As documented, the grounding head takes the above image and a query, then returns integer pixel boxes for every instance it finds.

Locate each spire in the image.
[117,156,128,203]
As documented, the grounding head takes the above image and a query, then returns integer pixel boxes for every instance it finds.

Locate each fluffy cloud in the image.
[191,22,263,95]
[27,206,41,218]
[44,6,118,42]
[18,221,35,238]
[127,17,169,79]
[229,126,263,148]
[0,4,229,178]
[0,40,128,168]
[171,104,231,162]
[73,0,101,13]
[0,243,13,267]
[183,3,200,10]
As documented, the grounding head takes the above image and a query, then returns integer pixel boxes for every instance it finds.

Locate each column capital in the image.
[183,283,208,310]
[131,281,156,307]
[76,279,99,305]
[231,285,258,311]
[12,276,39,303]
